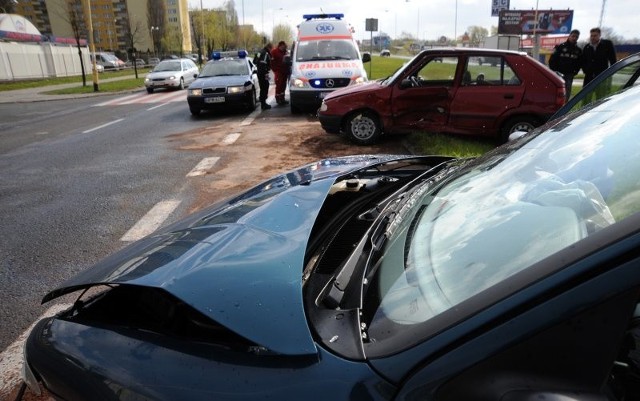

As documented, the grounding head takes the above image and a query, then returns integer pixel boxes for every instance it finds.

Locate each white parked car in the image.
[144,58,199,93]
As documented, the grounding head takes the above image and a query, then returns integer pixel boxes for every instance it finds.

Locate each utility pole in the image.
[599,0,607,27]
[83,0,99,91]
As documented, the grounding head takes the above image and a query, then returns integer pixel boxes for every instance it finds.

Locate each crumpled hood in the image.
[43,155,411,355]
[323,80,381,101]
[190,75,251,88]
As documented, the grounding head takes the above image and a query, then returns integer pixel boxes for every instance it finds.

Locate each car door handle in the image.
[504,93,515,99]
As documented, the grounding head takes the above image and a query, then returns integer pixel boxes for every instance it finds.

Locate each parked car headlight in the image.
[189,89,202,96]
[292,78,307,88]
[144,78,150,82]
[354,77,365,84]
[227,86,245,94]
[168,76,176,80]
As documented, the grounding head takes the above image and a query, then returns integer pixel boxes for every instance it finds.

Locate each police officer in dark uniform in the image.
[549,29,582,100]
[257,43,273,110]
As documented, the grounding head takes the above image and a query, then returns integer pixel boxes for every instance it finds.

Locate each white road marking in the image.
[222,133,241,145]
[82,118,124,134]
[146,102,169,111]
[120,200,181,242]
[94,92,143,107]
[0,303,73,398]
[240,108,261,126]
[186,157,220,177]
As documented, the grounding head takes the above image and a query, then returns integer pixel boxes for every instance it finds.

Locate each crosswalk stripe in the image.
[94,91,187,106]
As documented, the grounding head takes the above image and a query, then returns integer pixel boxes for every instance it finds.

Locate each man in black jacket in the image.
[256,43,273,110]
[582,27,617,86]
[549,29,581,100]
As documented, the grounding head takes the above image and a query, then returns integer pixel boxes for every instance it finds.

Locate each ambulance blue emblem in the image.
[316,23,335,34]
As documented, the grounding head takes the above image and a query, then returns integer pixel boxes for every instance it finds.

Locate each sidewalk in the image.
[0,74,143,104]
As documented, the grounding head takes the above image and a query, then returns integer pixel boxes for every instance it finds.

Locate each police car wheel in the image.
[189,106,200,116]
[247,89,257,110]
[345,111,381,145]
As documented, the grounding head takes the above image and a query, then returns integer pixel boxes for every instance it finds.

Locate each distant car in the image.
[144,58,199,93]
[380,49,391,57]
[318,48,566,144]
[186,50,259,115]
[91,52,122,70]
[23,79,640,401]
[125,59,146,67]
[148,57,160,66]
[89,62,104,73]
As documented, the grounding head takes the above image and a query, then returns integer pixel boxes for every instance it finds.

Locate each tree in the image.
[467,25,488,47]
[272,23,293,45]
[51,0,89,86]
[147,0,166,56]
[124,14,144,78]
[0,0,16,13]
[600,27,623,45]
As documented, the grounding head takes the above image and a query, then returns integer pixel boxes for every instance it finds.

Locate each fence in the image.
[0,41,90,81]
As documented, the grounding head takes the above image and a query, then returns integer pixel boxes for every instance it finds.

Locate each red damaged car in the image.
[318,48,566,144]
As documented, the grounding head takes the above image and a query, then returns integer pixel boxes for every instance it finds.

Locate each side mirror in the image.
[362,53,371,63]
[400,78,413,89]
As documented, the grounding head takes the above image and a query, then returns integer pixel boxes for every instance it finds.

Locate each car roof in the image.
[418,47,527,56]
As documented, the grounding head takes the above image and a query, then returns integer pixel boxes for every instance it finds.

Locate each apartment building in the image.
[15,0,192,55]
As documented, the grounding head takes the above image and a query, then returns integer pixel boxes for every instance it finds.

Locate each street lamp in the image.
[150,26,159,57]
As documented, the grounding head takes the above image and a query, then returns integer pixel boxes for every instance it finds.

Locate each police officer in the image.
[549,29,582,100]
[256,43,273,110]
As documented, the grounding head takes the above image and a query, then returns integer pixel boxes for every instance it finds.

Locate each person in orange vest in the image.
[270,41,289,105]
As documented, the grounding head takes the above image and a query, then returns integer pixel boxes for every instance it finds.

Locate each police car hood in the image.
[42,154,412,355]
[190,75,251,88]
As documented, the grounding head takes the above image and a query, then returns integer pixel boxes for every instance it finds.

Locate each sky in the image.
[188,0,637,43]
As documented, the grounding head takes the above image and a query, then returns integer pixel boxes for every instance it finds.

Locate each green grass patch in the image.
[44,78,146,94]
[0,68,151,92]
[405,131,496,158]
[367,56,407,80]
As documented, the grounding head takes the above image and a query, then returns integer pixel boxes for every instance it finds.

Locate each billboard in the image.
[491,0,510,17]
[521,35,569,50]
[498,9,573,35]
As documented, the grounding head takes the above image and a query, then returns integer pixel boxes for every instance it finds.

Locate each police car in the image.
[187,50,259,116]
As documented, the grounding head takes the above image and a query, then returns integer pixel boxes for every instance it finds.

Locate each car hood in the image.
[147,70,183,79]
[190,75,251,88]
[324,81,381,101]
[43,154,412,355]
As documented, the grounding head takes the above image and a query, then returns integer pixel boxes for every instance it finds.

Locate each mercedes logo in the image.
[325,79,335,88]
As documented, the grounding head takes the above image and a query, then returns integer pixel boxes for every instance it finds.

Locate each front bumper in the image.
[317,113,343,134]
[290,90,332,113]
[187,92,253,110]
[145,79,181,89]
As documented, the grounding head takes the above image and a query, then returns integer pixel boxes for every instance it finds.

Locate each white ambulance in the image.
[289,13,370,113]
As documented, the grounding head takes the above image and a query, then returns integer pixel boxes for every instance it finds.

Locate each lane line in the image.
[120,200,181,242]
[240,108,261,126]
[222,133,241,145]
[147,103,169,111]
[82,118,124,134]
[0,303,73,397]
[186,157,220,177]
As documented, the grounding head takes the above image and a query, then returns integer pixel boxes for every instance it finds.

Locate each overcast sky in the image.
[188,0,636,42]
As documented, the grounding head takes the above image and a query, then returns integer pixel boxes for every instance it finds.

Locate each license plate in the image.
[205,97,225,103]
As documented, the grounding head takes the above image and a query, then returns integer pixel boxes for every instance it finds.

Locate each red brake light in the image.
[556,87,566,107]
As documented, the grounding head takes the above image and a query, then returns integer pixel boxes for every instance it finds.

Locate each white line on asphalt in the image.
[82,118,124,134]
[120,200,181,242]
[94,93,142,107]
[222,133,241,145]
[147,102,169,111]
[0,303,73,398]
[186,157,220,177]
[240,108,261,126]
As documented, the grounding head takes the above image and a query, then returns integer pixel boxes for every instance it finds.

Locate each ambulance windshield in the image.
[295,39,359,62]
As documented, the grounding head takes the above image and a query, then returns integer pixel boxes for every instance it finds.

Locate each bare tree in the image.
[147,0,165,57]
[52,0,89,86]
[467,26,489,47]
[0,0,16,13]
[124,14,144,78]
[272,23,294,46]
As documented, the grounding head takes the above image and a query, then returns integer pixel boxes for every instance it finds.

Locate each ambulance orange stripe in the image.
[298,35,353,41]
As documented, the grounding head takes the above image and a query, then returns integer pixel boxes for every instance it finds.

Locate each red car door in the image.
[391,56,460,132]
[449,55,525,135]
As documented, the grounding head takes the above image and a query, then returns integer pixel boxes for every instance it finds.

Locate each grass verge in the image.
[0,68,151,92]
[405,131,496,158]
[43,78,145,94]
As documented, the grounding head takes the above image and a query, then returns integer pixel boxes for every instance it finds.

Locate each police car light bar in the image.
[303,13,344,21]
[211,50,248,60]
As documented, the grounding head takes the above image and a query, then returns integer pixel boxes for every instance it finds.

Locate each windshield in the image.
[363,93,640,347]
[295,39,359,62]
[200,59,248,77]
[153,61,181,72]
